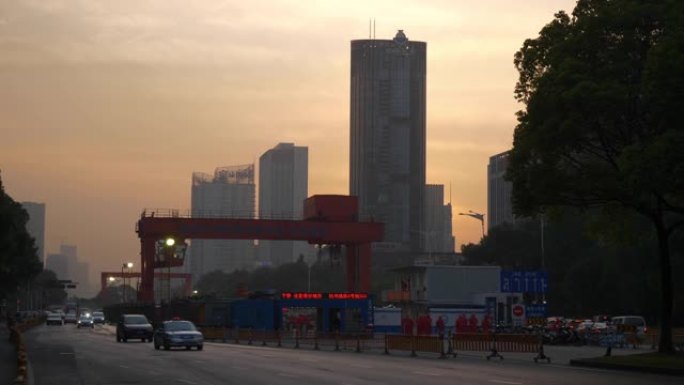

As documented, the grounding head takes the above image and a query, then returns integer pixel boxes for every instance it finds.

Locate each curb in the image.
[570,358,684,376]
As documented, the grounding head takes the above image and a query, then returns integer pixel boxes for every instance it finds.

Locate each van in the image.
[611,315,647,337]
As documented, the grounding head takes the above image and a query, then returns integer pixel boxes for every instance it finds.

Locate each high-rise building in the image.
[350,30,426,252]
[488,151,516,229]
[424,185,456,253]
[45,253,68,280]
[190,165,256,281]
[258,143,311,266]
[21,202,45,265]
[56,244,91,297]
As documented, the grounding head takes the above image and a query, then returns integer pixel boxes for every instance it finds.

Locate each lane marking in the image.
[412,371,440,376]
[489,380,523,385]
[351,363,372,368]
[298,357,319,362]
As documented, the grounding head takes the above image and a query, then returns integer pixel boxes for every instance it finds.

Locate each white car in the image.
[64,312,78,324]
[46,312,64,326]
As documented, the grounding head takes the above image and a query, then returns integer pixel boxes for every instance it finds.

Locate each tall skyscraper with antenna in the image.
[350,30,426,252]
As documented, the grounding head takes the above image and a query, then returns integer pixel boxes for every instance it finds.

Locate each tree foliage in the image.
[0,174,43,302]
[509,0,684,353]
[462,213,684,324]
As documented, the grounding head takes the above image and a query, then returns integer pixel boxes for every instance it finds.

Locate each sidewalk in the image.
[1,322,17,384]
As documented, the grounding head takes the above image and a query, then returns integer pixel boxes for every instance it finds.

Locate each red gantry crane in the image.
[136,195,383,303]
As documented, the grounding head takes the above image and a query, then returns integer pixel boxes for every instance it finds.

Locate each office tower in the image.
[259,143,310,266]
[488,150,516,229]
[58,244,91,297]
[45,253,68,280]
[190,165,256,281]
[424,185,456,253]
[21,202,45,265]
[350,30,426,252]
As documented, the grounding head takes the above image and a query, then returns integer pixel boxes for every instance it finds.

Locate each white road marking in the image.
[298,357,319,362]
[412,371,441,376]
[489,380,523,385]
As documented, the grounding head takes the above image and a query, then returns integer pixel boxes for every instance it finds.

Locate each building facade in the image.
[258,143,311,266]
[350,30,426,253]
[488,151,516,230]
[21,202,45,266]
[424,185,455,253]
[190,165,256,281]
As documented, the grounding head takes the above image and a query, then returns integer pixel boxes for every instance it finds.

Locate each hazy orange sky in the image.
[0,0,577,290]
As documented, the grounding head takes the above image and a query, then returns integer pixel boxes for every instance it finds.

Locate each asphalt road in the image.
[24,324,681,385]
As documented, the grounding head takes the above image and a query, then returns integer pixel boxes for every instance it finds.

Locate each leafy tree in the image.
[509,0,684,352]
[0,174,43,304]
[31,269,67,307]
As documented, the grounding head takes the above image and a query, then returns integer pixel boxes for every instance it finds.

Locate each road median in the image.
[570,352,684,376]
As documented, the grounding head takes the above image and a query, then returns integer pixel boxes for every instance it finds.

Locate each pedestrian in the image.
[468,314,479,333]
[436,316,445,339]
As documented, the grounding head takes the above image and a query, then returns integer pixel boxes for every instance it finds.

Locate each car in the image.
[611,315,648,338]
[153,320,204,351]
[46,312,64,326]
[64,312,78,324]
[91,311,105,325]
[77,315,94,329]
[116,314,153,343]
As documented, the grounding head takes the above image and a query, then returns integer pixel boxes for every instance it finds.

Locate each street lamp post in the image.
[122,262,133,303]
[458,210,485,239]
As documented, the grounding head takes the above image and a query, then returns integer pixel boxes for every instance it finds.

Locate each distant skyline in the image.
[0,0,578,286]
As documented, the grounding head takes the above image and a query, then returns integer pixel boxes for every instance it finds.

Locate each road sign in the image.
[513,304,524,317]
[525,304,547,318]
[500,271,549,293]
[511,304,526,326]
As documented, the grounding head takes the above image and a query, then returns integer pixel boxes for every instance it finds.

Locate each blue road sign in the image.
[500,270,549,293]
[526,304,547,318]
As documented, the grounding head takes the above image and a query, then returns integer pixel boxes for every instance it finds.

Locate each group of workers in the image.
[401,313,494,336]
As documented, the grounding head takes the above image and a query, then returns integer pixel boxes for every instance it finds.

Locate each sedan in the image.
[154,320,204,351]
[77,315,94,329]
[46,312,64,326]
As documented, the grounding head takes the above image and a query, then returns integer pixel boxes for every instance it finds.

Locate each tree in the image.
[0,173,43,304]
[509,0,684,353]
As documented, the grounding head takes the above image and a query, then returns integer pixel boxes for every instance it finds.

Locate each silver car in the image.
[153,320,204,351]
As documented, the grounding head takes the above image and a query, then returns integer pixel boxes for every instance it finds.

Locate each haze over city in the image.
[0,0,577,287]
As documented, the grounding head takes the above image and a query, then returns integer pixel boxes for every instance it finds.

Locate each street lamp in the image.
[458,210,485,239]
[122,262,133,303]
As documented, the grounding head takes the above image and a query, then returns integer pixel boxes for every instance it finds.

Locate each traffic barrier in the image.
[384,335,444,358]
[451,333,548,362]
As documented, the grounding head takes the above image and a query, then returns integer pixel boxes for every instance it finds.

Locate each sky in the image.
[0,0,578,290]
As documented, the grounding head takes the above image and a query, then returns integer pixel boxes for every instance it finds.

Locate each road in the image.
[24,324,680,385]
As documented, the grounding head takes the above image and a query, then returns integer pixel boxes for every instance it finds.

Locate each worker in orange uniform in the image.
[468,314,479,333]
[436,316,446,339]
[456,314,468,334]
[481,314,492,334]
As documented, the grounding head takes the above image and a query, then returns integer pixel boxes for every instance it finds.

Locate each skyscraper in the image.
[258,143,310,266]
[350,30,426,252]
[424,184,456,253]
[190,165,256,280]
[488,150,516,229]
[21,202,45,265]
